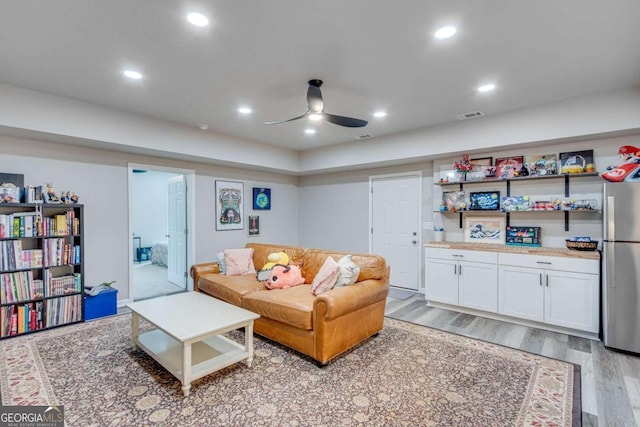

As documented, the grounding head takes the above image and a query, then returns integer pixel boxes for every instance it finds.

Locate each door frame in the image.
[369,171,423,291]
[127,163,196,302]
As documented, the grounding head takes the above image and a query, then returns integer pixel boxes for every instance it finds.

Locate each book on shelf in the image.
[0,302,44,337]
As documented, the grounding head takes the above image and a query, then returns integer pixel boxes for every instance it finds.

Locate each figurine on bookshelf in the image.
[44,183,61,204]
[0,183,20,203]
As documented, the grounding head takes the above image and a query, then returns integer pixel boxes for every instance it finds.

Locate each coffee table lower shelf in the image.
[134,329,251,395]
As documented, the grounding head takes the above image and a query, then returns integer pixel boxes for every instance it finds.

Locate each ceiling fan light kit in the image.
[265,79,368,128]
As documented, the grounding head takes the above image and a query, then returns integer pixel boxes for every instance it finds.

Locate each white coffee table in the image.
[126,292,260,396]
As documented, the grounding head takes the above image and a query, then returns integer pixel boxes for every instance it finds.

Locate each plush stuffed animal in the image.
[261,251,290,271]
[264,264,305,290]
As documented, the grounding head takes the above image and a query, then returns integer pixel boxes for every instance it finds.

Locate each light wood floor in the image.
[385,293,640,427]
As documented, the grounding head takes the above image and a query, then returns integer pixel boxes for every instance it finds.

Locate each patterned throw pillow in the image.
[224,248,256,276]
[334,255,360,287]
[311,256,341,295]
[215,252,226,274]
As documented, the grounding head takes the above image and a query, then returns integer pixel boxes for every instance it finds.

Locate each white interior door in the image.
[371,174,421,290]
[167,175,186,287]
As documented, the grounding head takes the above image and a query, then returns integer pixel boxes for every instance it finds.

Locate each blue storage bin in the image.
[84,288,118,321]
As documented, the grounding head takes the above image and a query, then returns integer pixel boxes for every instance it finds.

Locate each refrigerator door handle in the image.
[606,196,615,240]
[606,245,615,289]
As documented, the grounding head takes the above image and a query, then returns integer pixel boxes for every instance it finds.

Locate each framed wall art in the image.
[559,150,594,174]
[215,180,244,231]
[463,215,506,244]
[495,156,524,180]
[524,154,557,176]
[253,187,271,210]
[469,191,501,210]
[248,215,260,236]
[470,157,493,167]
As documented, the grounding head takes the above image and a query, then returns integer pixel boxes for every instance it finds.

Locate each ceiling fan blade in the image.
[324,113,368,128]
[264,110,309,125]
[307,85,324,113]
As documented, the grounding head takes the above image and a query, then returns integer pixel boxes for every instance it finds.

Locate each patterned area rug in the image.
[0,315,579,426]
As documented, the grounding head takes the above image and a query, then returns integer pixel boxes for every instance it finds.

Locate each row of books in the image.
[43,271,82,297]
[43,238,80,267]
[1,302,44,337]
[46,294,82,327]
[0,240,44,271]
[0,212,39,238]
[0,211,80,238]
[1,271,44,304]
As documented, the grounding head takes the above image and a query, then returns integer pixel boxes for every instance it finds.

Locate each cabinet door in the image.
[498,265,544,322]
[545,270,599,333]
[459,261,498,313]
[425,258,458,305]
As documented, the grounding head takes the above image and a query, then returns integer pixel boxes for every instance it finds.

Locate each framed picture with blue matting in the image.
[253,187,271,210]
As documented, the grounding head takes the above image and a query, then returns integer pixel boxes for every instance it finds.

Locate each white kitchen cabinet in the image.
[425,248,498,312]
[498,253,599,333]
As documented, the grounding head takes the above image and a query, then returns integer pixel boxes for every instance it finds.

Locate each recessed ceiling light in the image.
[477,83,496,93]
[123,70,142,80]
[238,107,252,114]
[305,129,316,135]
[187,13,209,27]
[198,124,209,130]
[373,111,387,118]
[308,113,323,121]
[434,26,456,40]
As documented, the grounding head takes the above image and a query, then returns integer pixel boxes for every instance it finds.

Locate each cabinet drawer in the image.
[425,247,497,264]
[498,252,599,274]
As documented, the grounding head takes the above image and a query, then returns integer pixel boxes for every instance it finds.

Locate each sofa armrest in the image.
[190,262,220,292]
[314,279,389,321]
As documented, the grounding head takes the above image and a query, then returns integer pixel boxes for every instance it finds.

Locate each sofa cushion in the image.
[311,256,340,295]
[224,248,256,276]
[246,243,306,270]
[198,274,265,306]
[334,255,360,287]
[301,250,386,283]
[241,285,315,330]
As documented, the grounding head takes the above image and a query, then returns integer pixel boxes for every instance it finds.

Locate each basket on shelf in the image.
[565,239,599,251]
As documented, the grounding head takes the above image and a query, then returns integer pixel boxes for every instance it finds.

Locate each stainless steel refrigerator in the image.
[603,182,640,353]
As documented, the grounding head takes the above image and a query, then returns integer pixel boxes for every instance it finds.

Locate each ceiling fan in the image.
[264,79,368,128]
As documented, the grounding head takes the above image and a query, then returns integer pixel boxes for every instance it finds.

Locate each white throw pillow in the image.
[215,252,226,274]
[334,255,360,287]
[224,248,256,276]
[311,256,341,295]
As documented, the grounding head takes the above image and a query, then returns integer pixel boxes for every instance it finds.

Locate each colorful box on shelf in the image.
[84,287,118,321]
[501,196,532,211]
[505,226,541,247]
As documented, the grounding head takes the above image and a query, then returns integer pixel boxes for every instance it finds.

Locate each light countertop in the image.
[424,241,600,260]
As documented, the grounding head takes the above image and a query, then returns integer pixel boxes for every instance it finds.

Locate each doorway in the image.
[129,164,195,301]
[370,172,422,291]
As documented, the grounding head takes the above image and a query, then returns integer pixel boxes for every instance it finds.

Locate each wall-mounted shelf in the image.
[435,172,601,231]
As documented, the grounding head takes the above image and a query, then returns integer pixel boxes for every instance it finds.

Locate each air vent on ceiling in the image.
[456,111,484,120]
[356,134,373,140]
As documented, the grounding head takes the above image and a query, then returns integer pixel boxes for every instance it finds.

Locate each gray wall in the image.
[0,135,299,302]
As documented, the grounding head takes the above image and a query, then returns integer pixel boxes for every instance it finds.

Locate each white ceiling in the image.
[1,1,639,153]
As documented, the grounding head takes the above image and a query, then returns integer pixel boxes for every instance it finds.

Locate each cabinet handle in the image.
[536,261,552,265]
[546,275,549,287]
[459,265,462,275]
[539,273,542,286]
[452,254,464,258]
[454,265,457,275]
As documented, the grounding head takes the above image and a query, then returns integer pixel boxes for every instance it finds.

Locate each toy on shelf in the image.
[602,145,640,182]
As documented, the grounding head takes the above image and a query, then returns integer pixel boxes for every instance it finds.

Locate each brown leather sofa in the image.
[190,243,389,365]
